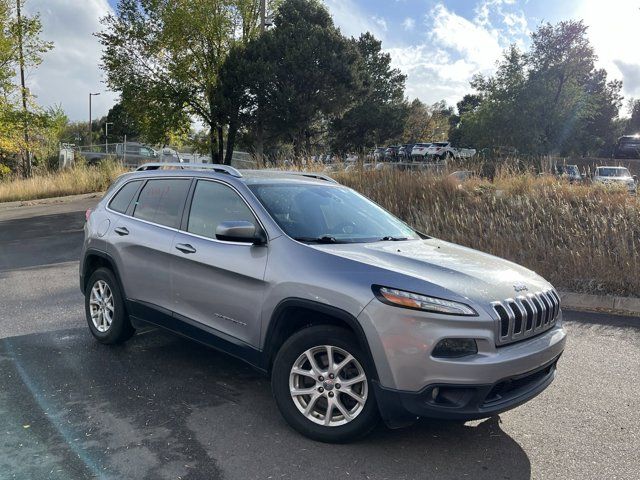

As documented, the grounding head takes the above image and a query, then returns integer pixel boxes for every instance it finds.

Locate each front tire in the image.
[85,267,135,344]
[271,325,379,443]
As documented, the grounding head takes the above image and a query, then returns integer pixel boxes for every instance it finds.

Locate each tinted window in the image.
[187,181,257,239]
[109,180,142,214]
[133,179,190,228]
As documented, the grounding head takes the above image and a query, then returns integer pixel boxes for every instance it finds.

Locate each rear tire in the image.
[85,267,135,344]
[271,325,379,443]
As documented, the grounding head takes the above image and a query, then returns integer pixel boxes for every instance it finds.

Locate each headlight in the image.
[373,286,477,316]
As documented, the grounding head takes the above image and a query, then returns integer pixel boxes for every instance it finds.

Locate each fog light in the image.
[432,338,478,358]
[431,387,440,400]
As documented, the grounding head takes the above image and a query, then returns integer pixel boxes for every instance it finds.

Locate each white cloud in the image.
[372,16,388,32]
[576,0,640,98]
[430,3,503,71]
[324,0,387,40]
[24,0,116,121]
[402,17,415,31]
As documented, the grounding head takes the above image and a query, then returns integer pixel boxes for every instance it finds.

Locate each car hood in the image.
[311,238,551,305]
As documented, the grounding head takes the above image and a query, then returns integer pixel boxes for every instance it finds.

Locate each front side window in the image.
[109,180,142,214]
[187,180,257,240]
[249,184,419,243]
[133,179,190,228]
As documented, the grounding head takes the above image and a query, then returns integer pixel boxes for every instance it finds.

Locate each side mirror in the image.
[216,221,265,245]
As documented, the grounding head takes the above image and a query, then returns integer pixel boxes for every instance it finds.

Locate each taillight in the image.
[85,209,92,221]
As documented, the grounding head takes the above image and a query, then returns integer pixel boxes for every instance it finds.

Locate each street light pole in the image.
[88,92,100,147]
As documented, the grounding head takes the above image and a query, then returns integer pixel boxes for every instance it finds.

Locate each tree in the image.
[230,0,361,156]
[0,0,52,176]
[452,21,622,156]
[403,99,451,143]
[98,0,264,164]
[330,32,406,152]
[627,99,640,134]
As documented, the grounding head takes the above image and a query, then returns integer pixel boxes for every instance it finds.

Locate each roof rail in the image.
[282,171,338,183]
[135,162,243,178]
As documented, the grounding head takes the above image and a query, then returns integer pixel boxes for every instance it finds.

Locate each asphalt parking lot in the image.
[0,197,639,480]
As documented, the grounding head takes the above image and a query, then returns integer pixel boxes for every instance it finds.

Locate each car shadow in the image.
[0,327,531,480]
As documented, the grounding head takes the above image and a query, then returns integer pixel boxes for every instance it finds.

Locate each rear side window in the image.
[133,179,190,228]
[109,180,142,214]
[187,180,257,239]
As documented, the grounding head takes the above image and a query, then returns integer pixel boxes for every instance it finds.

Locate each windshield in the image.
[249,184,420,243]
[597,167,630,177]
[432,142,449,147]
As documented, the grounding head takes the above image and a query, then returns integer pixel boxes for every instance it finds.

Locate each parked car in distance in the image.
[410,143,432,160]
[372,147,386,161]
[81,164,566,443]
[592,166,637,193]
[553,165,582,183]
[398,144,414,160]
[384,145,401,161]
[613,135,640,159]
[426,142,476,160]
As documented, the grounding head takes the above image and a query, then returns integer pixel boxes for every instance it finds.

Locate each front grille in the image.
[492,290,560,346]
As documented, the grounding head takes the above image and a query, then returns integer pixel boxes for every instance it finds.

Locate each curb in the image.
[559,291,640,316]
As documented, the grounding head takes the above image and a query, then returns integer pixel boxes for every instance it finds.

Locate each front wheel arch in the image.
[264,299,379,382]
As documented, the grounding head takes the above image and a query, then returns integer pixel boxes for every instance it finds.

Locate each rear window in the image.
[109,180,142,214]
[133,179,191,228]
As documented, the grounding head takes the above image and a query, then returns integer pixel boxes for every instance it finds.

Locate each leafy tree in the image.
[403,99,451,144]
[98,0,264,164]
[0,0,53,175]
[330,32,406,152]
[232,0,361,156]
[627,99,640,134]
[453,21,622,156]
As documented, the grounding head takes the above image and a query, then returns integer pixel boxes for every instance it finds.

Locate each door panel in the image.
[109,216,177,312]
[107,178,190,312]
[170,180,269,347]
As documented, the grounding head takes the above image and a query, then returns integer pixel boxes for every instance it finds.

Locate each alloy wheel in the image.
[89,280,114,333]
[289,345,368,427]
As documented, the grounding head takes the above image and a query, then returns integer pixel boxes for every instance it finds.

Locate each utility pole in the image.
[16,0,31,177]
[256,0,266,165]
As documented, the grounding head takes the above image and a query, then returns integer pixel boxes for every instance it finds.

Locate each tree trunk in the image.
[209,126,217,163]
[217,126,224,163]
[16,0,30,177]
[224,118,238,166]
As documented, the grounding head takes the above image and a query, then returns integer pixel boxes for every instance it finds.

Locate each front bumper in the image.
[357,299,567,424]
[373,354,561,426]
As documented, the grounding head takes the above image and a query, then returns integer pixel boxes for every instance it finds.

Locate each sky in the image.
[23,0,640,121]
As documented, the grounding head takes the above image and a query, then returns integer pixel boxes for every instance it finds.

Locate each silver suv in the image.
[80,164,566,442]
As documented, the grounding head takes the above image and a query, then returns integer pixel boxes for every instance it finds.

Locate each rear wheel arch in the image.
[82,250,125,295]
[264,299,378,381]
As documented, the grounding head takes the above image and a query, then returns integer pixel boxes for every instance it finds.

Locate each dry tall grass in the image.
[334,169,640,297]
[0,161,128,203]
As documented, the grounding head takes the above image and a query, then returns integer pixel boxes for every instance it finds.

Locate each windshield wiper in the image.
[379,236,409,241]
[294,236,339,244]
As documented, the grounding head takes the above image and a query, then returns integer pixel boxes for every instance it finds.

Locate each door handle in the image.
[175,243,196,254]
[114,226,129,236]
